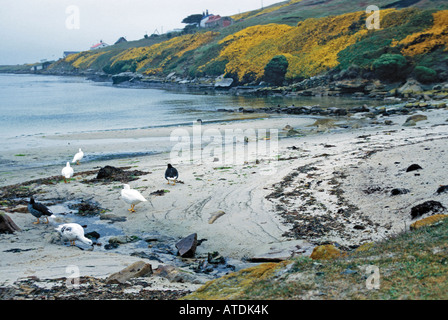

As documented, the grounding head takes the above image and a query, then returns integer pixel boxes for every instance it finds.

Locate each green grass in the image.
[185,218,448,300]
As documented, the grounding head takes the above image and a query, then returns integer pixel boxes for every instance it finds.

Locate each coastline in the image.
[1,99,448,298]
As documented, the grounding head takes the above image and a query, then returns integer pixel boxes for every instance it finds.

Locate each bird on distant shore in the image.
[121,184,147,212]
[55,223,93,247]
[165,164,178,185]
[72,148,84,165]
[28,196,53,224]
[61,162,74,183]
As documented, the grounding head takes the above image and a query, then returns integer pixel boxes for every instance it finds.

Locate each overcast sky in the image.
[0,0,283,65]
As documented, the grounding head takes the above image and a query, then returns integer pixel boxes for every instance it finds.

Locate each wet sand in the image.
[1,106,448,295]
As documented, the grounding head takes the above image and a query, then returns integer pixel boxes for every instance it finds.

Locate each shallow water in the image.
[47,200,244,278]
[0,73,384,173]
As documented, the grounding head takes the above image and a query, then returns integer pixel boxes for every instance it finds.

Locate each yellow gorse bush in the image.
[395,10,448,56]
[218,24,294,81]
[217,11,370,81]
[71,51,106,68]
[111,31,219,74]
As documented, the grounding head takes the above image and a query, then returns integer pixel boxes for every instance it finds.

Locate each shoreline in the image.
[1,84,447,298]
[0,104,448,296]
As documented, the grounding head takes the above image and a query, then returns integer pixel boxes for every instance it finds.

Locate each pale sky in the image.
[0,0,283,65]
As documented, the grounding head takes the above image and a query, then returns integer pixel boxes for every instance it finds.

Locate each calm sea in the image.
[0,73,382,175]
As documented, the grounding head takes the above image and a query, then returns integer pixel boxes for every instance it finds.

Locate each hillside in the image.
[46,0,448,86]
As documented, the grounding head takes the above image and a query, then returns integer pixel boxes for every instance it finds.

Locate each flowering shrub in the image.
[71,52,106,68]
[110,32,219,75]
[217,11,369,81]
[396,10,448,56]
[217,24,293,81]
[55,7,447,84]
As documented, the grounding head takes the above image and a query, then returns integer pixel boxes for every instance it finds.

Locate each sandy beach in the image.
[1,102,448,297]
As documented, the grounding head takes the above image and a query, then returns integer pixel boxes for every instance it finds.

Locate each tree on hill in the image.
[182,14,203,25]
[182,14,203,34]
[263,55,289,86]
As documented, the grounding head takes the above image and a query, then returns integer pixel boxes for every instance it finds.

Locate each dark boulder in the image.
[391,188,410,196]
[349,105,370,113]
[208,251,226,264]
[176,233,198,258]
[0,212,21,234]
[436,185,448,194]
[97,166,124,179]
[94,165,148,183]
[406,164,423,172]
[85,231,101,240]
[411,200,446,219]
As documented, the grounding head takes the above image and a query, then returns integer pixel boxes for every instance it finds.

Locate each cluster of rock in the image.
[43,66,448,105]
[218,98,446,119]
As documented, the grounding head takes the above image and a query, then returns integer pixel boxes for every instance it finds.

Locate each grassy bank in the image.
[185,216,448,300]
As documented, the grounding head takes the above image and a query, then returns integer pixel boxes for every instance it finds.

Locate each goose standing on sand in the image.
[28,196,53,224]
[55,223,93,246]
[72,148,84,165]
[61,162,74,183]
[121,184,147,212]
[165,164,178,185]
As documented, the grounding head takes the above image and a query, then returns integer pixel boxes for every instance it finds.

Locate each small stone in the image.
[406,114,428,123]
[391,188,410,196]
[208,211,226,224]
[403,119,416,127]
[99,213,127,222]
[208,251,226,264]
[85,231,100,240]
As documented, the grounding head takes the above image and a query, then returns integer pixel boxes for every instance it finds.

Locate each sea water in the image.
[0,73,381,174]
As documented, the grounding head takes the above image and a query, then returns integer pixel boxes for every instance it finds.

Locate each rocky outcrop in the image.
[411,201,446,219]
[215,77,234,88]
[176,233,198,258]
[410,214,448,230]
[106,261,153,284]
[398,79,423,95]
[112,72,142,85]
[0,212,21,234]
[310,244,343,260]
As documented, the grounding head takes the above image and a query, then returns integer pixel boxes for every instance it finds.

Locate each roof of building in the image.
[91,41,108,49]
[205,15,222,23]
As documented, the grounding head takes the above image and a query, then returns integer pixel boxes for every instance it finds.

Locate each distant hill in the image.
[45,0,448,85]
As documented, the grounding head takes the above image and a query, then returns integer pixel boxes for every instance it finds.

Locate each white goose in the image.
[61,162,74,183]
[55,223,93,246]
[72,148,84,165]
[121,184,147,213]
